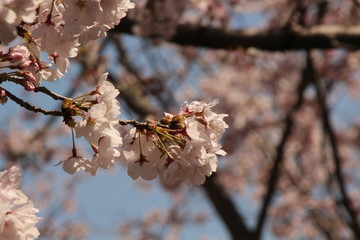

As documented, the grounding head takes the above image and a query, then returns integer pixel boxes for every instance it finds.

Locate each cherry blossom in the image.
[74,73,121,146]
[55,155,94,175]
[121,127,161,181]
[61,0,102,41]
[0,166,40,240]
[0,0,134,85]
[121,100,228,185]
[57,73,122,176]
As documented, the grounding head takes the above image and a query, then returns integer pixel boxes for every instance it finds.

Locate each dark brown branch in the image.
[307,53,360,239]
[108,73,156,119]
[255,64,309,236]
[112,18,360,51]
[3,88,64,116]
[31,84,79,141]
[203,174,253,240]
[353,0,360,8]
[110,36,173,113]
[4,76,69,101]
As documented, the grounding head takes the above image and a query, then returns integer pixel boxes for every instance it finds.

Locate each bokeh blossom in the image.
[0,166,41,240]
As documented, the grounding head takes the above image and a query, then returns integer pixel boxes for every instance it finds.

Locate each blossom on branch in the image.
[121,100,228,185]
[60,73,122,176]
[0,166,41,240]
[59,85,228,186]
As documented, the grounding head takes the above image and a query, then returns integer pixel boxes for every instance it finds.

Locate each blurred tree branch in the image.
[307,53,360,239]
[203,174,253,240]
[112,18,360,51]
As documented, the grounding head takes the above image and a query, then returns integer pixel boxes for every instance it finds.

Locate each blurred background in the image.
[2,0,360,239]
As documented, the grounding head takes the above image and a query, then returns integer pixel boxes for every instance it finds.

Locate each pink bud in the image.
[23,71,36,83]
[18,71,36,83]
[6,46,30,63]
[24,82,35,91]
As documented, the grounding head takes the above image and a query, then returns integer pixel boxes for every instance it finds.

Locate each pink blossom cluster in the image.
[57,73,122,176]
[0,166,40,240]
[121,100,228,185]
[0,0,134,85]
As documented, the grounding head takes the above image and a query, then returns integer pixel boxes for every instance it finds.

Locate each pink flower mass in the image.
[0,166,40,240]
[121,100,228,185]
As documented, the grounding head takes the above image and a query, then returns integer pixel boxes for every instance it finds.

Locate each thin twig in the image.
[3,88,65,116]
[4,76,69,101]
[34,86,70,101]
[31,83,79,141]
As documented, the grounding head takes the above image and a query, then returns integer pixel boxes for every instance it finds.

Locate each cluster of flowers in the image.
[0,166,40,240]
[57,73,122,176]
[56,74,228,185]
[0,0,134,85]
[122,100,228,185]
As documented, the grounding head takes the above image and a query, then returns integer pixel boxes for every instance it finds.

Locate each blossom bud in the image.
[18,70,36,83]
[0,89,7,104]
[15,77,36,91]
[3,46,30,63]
[18,60,32,69]
[24,81,35,91]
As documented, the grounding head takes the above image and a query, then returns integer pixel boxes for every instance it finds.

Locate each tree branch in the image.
[112,18,360,51]
[3,88,65,116]
[352,0,360,8]
[34,86,69,101]
[108,73,156,119]
[203,173,253,240]
[307,53,360,239]
[119,119,170,130]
